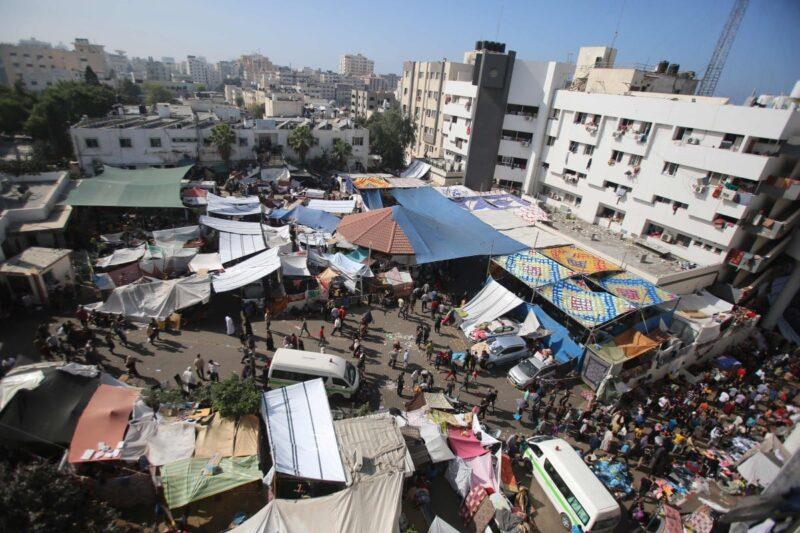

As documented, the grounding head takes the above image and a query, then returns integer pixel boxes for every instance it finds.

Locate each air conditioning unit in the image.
[521,140,530,147]
[661,233,675,243]
[720,188,737,201]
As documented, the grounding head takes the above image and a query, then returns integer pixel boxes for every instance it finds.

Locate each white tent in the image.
[333,413,411,485]
[428,516,460,533]
[518,309,543,337]
[188,253,224,273]
[199,215,263,235]
[261,379,346,483]
[219,232,267,263]
[212,248,281,293]
[151,225,200,250]
[206,192,263,216]
[400,160,431,179]
[445,456,472,498]
[231,472,403,533]
[145,421,197,466]
[458,279,524,334]
[280,254,310,277]
[96,274,211,320]
[139,247,197,276]
[95,244,146,268]
[307,199,355,214]
[737,452,781,488]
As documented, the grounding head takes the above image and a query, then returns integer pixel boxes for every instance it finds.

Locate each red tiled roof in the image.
[337,208,414,255]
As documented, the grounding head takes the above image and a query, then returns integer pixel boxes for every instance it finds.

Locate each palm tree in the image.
[287,125,314,164]
[331,138,353,170]
[209,124,236,168]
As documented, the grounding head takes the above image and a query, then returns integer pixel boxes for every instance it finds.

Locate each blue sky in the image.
[1,0,797,102]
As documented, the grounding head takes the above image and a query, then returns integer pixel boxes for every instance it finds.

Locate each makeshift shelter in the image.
[333,413,412,484]
[376,267,413,294]
[540,245,620,275]
[194,414,259,458]
[494,249,573,289]
[428,516,460,533]
[95,244,146,268]
[360,189,384,210]
[472,209,531,230]
[458,279,524,334]
[594,271,678,308]
[592,328,667,360]
[145,422,196,466]
[537,279,636,328]
[517,204,550,223]
[400,160,431,179]
[152,225,200,250]
[231,472,404,533]
[483,193,530,209]
[337,208,414,256]
[161,455,262,508]
[499,226,570,249]
[445,456,474,498]
[528,304,585,363]
[119,401,157,462]
[271,205,339,233]
[280,254,310,277]
[350,175,392,189]
[450,196,500,211]
[261,379,346,483]
[212,248,281,293]
[68,384,140,463]
[309,251,373,290]
[737,452,781,488]
[0,369,45,411]
[96,274,211,320]
[307,199,356,214]
[447,426,488,459]
[188,253,224,273]
[219,231,267,263]
[206,192,263,216]
[66,165,189,208]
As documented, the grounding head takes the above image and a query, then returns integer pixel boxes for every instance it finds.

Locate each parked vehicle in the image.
[470,335,529,369]
[267,349,361,400]
[507,354,558,389]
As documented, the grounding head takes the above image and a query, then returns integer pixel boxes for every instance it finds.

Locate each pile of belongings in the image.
[589,460,634,497]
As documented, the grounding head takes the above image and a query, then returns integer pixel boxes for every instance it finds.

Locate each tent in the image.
[145,422,196,466]
[594,271,678,308]
[152,225,200,250]
[95,244,146,268]
[333,413,411,484]
[307,199,356,214]
[387,176,428,188]
[206,192,263,216]
[737,452,781,488]
[231,472,403,533]
[517,204,550,223]
[538,279,636,328]
[445,457,473,498]
[0,365,102,447]
[337,208,414,256]
[280,254,310,277]
[540,245,620,275]
[0,369,45,411]
[68,384,140,463]
[400,160,431,179]
[458,279,524,334]
[450,196,500,212]
[212,248,281,293]
[119,400,157,462]
[161,455,262,508]
[66,165,189,208]
[194,414,259,458]
[188,253,224,273]
[428,516,461,533]
[219,231,267,263]
[528,304,585,363]
[360,189,383,210]
[96,274,211,320]
[261,379,346,483]
[494,249,573,289]
[447,427,487,459]
[272,205,340,233]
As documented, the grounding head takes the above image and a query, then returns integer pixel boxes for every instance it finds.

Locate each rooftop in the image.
[0,247,71,275]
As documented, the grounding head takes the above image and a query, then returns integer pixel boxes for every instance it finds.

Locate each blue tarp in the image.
[528,304,585,364]
[389,187,527,263]
[361,189,383,210]
[270,205,340,233]
[346,248,369,263]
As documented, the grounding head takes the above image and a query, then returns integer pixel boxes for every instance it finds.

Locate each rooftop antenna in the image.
[609,0,626,49]
[495,2,504,40]
[697,0,749,96]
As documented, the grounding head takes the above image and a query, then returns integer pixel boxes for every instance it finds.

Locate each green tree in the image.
[235,95,245,108]
[84,66,100,85]
[209,123,236,167]
[117,78,142,104]
[247,104,264,119]
[366,106,415,171]
[0,460,119,532]
[287,125,314,164]
[0,84,35,134]
[195,84,206,92]
[309,149,331,172]
[25,81,116,159]
[211,377,261,419]
[331,138,353,170]
[143,83,175,105]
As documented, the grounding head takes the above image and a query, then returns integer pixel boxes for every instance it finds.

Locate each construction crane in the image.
[697,0,749,96]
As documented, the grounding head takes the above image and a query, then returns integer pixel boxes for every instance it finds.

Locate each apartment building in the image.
[350,89,396,119]
[534,90,800,272]
[144,57,169,81]
[0,37,110,90]
[239,53,274,83]
[398,59,473,159]
[339,53,374,77]
[264,94,304,117]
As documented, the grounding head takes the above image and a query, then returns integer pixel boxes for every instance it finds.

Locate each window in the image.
[119,138,132,148]
[85,138,99,148]
[610,150,624,163]
[629,154,642,166]
[331,377,349,388]
[574,112,587,124]
[352,136,364,146]
[270,369,318,383]
[149,138,162,148]
[238,137,248,146]
[506,103,539,117]
[673,126,693,141]
[544,459,590,525]
[662,162,678,175]
[568,141,579,153]
[549,108,560,119]
[584,145,595,156]
[619,118,634,129]
[546,136,556,146]
[529,444,543,457]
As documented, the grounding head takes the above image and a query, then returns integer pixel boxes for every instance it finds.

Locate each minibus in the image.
[267,349,360,399]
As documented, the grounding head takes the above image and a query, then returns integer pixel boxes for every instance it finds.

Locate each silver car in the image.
[470,335,529,370]
[507,355,557,389]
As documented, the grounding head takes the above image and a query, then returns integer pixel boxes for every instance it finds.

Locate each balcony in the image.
[662,141,772,180]
[727,234,792,274]
[494,164,527,183]
[757,176,800,201]
[743,205,800,240]
[499,139,533,159]
[503,113,538,132]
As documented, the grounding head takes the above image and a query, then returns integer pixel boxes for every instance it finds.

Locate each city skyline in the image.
[0,0,798,102]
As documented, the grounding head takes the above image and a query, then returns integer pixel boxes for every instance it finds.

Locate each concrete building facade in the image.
[339,53,374,77]
[350,89,395,119]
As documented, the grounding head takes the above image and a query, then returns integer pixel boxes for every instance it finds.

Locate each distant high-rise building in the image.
[0,37,110,90]
[339,53,374,77]
[239,53,274,83]
[144,57,169,81]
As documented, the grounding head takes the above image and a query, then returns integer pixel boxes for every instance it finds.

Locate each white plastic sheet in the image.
[0,370,44,411]
[399,160,431,180]
[473,209,530,230]
[219,232,267,263]
[206,192,262,216]
[95,244,146,268]
[280,255,310,277]
[499,227,570,249]
[445,457,472,498]
[261,379,346,482]
[151,226,200,250]
[212,248,281,293]
[459,279,524,333]
[200,215,264,235]
[188,253,224,273]
[145,422,196,466]
[98,274,211,320]
[307,199,355,214]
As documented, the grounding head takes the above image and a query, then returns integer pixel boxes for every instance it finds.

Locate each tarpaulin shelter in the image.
[472,209,531,230]
[145,422,196,466]
[271,205,340,233]
[0,369,45,411]
[390,187,527,262]
[188,253,224,273]
[337,208,414,256]
[310,251,374,286]
[219,231,268,263]
[307,199,356,214]
[499,226,570,249]
[230,472,404,533]
[494,249,573,288]
[737,452,781,487]
[152,225,200,250]
[451,196,499,212]
[280,254,310,277]
[429,517,461,533]
[377,267,413,291]
[445,456,474,498]
[360,189,384,210]
[261,379,346,483]
[212,248,281,292]
[66,165,189,208]
[458,279,524,334]
[528,304,585,363]
[206,192,263,216]
[540,245,620,275]
[194,414,259,458]
[537,279,636,328]
[400,160,431,179]
[483,193,530,209]
[68,384,140,463]
[447,426,488,459]
[594,271,678,308]
[350,175,392,189]
[161,455,262,508]
[333,413,412,485]
[95,244,146,268]
[0,366,101,447]
[403,411,455,463]
[517,204,550,223]
[96,274,211,320]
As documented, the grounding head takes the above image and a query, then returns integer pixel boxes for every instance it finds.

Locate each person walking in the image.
[125,354,140,378]
[225,315,236,336]
[300,317,311,337]
[425,341,434,363]
[397,297,405,318]
[396,372,405,396]
[193,354,206,381]
[104,331,116,354]
[207,359,220,382]
[264,309,272,332]
[486,388,498,412]
[244,318,253,337]
[318,326,327,347]
[332,316,342,336]
[389,348,399,369]
[434,315,442,334]
[265,331,275,352]
[402,348,410,370]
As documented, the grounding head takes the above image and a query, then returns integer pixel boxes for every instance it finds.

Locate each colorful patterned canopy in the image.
[352,176,391,189]
[540,245,620,275]
[494,249,573,288]
[537,279,636,328]
[594,271,678,307]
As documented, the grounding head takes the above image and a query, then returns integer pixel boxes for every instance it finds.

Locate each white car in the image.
[470,335,530,369]
[468,318,520,341]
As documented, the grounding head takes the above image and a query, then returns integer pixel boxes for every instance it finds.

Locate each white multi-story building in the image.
[0,37,110,90]
[339,53,374,77]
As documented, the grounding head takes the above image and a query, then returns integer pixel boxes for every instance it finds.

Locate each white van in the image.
[522,436,620,531]
[267,349,360,399]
